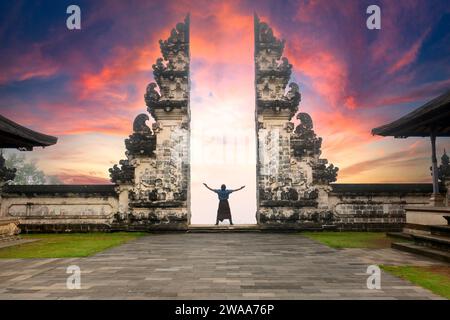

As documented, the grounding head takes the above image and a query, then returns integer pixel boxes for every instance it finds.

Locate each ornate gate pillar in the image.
[110,15,190,231]
[254,15,338,229]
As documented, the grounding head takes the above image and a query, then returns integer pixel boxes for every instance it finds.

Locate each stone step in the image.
[430,225,450,237]
[410,233,450,251]
[392,242,450,263]
[386,232,413,241]
[188,225,261,233]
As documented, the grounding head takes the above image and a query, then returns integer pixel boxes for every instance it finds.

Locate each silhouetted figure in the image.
[203,183,245,225]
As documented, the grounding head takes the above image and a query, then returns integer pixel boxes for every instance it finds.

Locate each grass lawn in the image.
[0,232,146,259]
[301,231,399,249]
[381,265,450,299]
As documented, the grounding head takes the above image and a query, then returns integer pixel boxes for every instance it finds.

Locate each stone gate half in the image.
[254,14,339,229]
[109,15,191,231]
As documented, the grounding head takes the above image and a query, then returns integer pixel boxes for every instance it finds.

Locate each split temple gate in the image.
[0,15,448,233]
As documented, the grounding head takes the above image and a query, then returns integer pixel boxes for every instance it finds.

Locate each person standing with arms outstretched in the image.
[203,183,245,225]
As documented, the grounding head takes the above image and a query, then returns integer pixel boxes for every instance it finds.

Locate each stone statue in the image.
[125,115,156,157]
[279,57,292,72]
[259,23,272,42]
[133,114,151,133]
[291,112,322,157]
[144,83,160,107]
[295,112,313,132]
[285,82,301,107]
[109,159,134,184]
[159,18,189,60]
[313,162,339,184]
[152,58,167,76]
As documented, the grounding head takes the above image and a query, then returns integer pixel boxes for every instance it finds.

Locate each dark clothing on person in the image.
[204,184,242,225]
[217,199,232,222]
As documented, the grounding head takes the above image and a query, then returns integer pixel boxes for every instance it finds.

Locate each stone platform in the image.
[188,225,261,233]
[0,233,445,299]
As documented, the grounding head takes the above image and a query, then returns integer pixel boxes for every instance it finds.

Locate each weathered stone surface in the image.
[146,16,190,120]
[8,203,113,217]
[254,15,299,119]
[124,114,156,156]
[254,14,338,227]
[291,113,322,157]
[109,159,134,184]
[0,190,118,232]
[328,185,434,231]
[110,15,191,231]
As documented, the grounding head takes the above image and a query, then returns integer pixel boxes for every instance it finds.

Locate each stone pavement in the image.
[0,233,447,299]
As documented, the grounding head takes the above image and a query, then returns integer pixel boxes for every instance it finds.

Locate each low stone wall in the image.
[329,184,436,231]
[0,185,118,233]
[0,183,443,232]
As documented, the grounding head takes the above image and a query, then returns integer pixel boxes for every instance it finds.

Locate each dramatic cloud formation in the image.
[0,0,449,223]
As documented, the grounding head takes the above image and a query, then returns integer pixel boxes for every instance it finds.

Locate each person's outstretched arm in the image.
[203,183,216,192]
[232,185,245,192]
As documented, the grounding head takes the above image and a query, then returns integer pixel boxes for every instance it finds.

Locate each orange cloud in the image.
[338,142,429,181]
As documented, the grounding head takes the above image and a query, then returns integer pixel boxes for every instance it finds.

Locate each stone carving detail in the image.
[125,114,156,156]
[152,121,162,133]
[152,58,167,78]
[159,21,189,60]
[291,113,322,157]
[110,16,190,230]
[109,113,156,184]
[146,15,190,120]
[313,160,339,184]
[8,204,113,217]
[109,159,134,184]
[284,122,294,133]
[144,83,160,108]
[255,14,338,226]
[285,83,301,106]
[254,14,300,118]
[129,174,187,205]
[0,154,16,184]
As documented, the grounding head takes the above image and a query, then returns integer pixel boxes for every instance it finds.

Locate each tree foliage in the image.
[4,153,62,185]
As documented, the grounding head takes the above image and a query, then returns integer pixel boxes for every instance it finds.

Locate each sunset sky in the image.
[1,0,449,224]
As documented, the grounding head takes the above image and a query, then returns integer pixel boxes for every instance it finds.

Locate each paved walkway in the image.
[0,233,446,299]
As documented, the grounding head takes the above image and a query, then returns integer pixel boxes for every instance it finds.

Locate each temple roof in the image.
[0,114,57,150]
[371,89,450,137]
